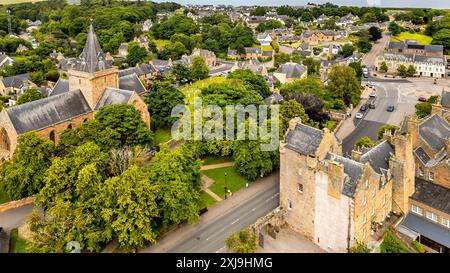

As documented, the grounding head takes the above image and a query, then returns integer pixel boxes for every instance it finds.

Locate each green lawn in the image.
[0,189,11,205]
[153,128,172,145]
[390,32,433,45]
[202,156,233,166]
[180,76,227,105]
[202,166,248,198]
[9,228,29,253]
[199,191,218,209]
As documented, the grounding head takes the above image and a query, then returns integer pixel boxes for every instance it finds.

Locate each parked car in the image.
[386,105,395,112]
[418,96,427,102]
[355,112,364,119]
[369,100,376,109]
[360,105,368,111]
[369,81,376,87]
[369,92,376,98]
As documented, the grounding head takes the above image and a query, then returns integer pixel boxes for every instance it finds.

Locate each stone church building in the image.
[0,23,150,159]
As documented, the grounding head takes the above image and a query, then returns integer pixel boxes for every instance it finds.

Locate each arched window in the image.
[49,130,56,144]
[0,128,11,151]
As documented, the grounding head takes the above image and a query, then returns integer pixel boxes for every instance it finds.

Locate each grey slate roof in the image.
[441,91,450,108]
[411,178,450,215]
[5,89,92,134]
[119,74,146,94]
[50,78,69,96]
[414,147,431,165]
[325,152,364,198]
[275,62,307,78]
[419,114,450,151]
[71,23,112,73]
[264,93,284,105]
[285,124,323,156]
[95,88,133,110]
[360,140,394,175]
[2,73,31,89]
[399,213,450,248]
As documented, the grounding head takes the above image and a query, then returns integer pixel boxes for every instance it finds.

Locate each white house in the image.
[376,53,446,78]
[322,44,341,55]
[141,19,153,32]
[336,13,356,28]
[257,33,273,46]
[0,53,13,70]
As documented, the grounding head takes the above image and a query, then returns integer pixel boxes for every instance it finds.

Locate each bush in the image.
[411,240,425,253]
[225,230,257,253]
[349,241,371,253]
[380,230,410,253]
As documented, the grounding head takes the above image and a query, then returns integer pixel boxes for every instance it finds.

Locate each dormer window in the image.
[428,172,434,181]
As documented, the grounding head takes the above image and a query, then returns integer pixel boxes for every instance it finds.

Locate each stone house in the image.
[227,47,263,60]
[257,33,273,46]
[273,62,307,84]
[118,43,128,57]
[0,53,13,70]
[0,73,36,97]
[0,23,150,160]
[174,48,217,68]
[279,118,415,252]
[387,41,444,58]
[301,30,344,45]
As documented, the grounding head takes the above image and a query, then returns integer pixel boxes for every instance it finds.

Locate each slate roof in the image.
[264,93,284,105]
[325,153,364,198]
[399,213,450,248]
[2,73,31,89]
[95,88,133,110]
[71,23,112,73]
[360,140,394,175]
[414,147,431,165]
[411,178,450,215]
[50,78,69,96]
[118,74,146,94]
[285,123,323,156]
[275,62,307,78]
[419,114,450,151]
[5,89,92,134]
[244,47,262,54]
[440,91,450,108]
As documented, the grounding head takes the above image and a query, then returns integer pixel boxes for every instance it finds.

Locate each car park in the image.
[355,112,364,119]
[386,105,395,112]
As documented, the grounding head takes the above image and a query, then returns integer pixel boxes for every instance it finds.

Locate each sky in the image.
[153,0,450,9]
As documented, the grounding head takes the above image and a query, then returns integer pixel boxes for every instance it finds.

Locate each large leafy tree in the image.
[95,104,153,147]
[0,132,55,200]
[147,146,201,227]
[201,82,263,107]
[280,99,310,135]
[327,65,362,106]
[146,81,185,128]
[17,88,45,105]
[126,42,148,67]
[368,26,382,41]
[228,69,271,98]
[101,165,160,250]
[151,15,199,40]
[190,56,209,81]
[279,76,324,97]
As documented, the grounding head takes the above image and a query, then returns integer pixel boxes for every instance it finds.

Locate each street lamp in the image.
[224,172,228,199]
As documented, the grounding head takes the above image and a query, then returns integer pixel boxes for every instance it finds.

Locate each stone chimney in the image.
[351,148,362,162]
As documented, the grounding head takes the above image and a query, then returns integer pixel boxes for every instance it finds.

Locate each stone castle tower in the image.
[68,23,119,109]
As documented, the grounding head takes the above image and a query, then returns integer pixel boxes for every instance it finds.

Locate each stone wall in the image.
[0,197,35,213]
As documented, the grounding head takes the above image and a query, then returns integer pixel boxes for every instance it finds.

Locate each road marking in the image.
[230,218,239,225]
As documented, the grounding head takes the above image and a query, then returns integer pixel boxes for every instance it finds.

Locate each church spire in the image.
[77,20,111,73]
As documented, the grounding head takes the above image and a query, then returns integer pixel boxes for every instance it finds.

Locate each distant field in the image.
[1,0,45,4]
[390,32,433,45]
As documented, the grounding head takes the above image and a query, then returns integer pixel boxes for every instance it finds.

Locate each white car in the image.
[355,112,364,119]
[369,81,376,87]
[369,92,376,97]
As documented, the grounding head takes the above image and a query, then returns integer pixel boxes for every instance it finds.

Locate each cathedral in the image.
[0,23,150,159]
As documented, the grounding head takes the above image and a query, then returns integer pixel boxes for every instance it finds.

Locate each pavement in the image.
[139,171,280,253]
[0,203,35,232]
[257,227,325,253]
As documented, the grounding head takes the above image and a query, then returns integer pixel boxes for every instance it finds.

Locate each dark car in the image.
[418,96,427,102]
[386,105,395,112]
[360,105,368,111]
[369,101,376,109]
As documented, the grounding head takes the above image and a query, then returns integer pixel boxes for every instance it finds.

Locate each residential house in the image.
[245,16,266,29]
[301,30,345,45]
[0,73,35,96]
[227,47,263,60]
[141,19,153,32]
[387,41,444,58]
[257,33,273,46]
[375,53,446,78]
[336,13,356,28]
[118,43,128,57]
[231,59,268,76]
[315,14,329,26]
[273,62,307,84]
[323,43,341,55]
[0,53,13,70]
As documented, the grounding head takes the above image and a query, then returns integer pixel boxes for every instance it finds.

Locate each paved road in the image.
[362,32,390,70]
[0,204,35,231]
[167,183,280,253]
[342,120,386,155]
